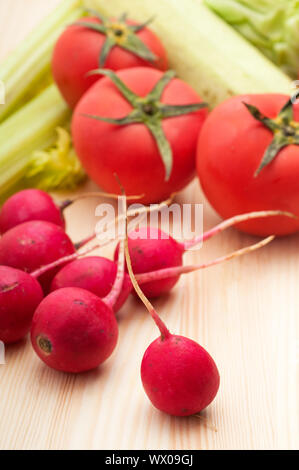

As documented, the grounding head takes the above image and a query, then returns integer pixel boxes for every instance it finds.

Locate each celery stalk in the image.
[0,84,85,202]
[0,0,86,201]
[205,0,299,79]
[86,0,292,107]
[0,0,83,122]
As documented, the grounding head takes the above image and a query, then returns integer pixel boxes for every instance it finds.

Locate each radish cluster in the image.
[0,187,291,417]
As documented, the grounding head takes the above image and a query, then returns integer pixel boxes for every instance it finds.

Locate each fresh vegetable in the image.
[0,189,66,234]
[0,188,142,234]
[205,0,299,78]
[136,236,274,285]
[115,210,290,298]
[124,223,220,417]
[197,94,299,236]
[72,67,207,204]
[0,221,76,293]
[141,334,220,417]
[120,226,183,298]
[1,0,293,201]
[50,256,133,313]
[31,199,127,373]
[30,287,119,373]
[52,11,168,108]
[0,241,101,345]
[0,90,85,203]
[0,266,43,344]
[0,0,86,200]
[88,0,292,108]
[0,0,82,122]
[50,235,273,309]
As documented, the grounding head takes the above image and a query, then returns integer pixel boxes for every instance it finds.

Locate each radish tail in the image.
[137,235,275,284]
[124,209,171,341]
[183,210,295,251]
[103,195,127,309]
[31,243,101,279]
[75,194,175,250]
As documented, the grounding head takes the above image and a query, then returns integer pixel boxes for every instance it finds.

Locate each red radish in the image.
[0,221,75,294]
[52,11,168,108]
[0,189,65,234]
[115,210,292,298]
[50,256,132,313]
[30,197,127,373]
[0,188,142,235]
[124,227,220,417]
[0,243,102,345]
[30,287,119,373]
[49,235,273,311]
[24,196,176,298]
[141,335,220,417]
[0,266,43,344]
[72,68,208,204]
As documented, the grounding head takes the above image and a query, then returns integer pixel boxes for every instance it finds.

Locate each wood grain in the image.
[0,0,298,450]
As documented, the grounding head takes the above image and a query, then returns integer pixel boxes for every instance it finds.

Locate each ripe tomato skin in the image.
[72,67,208,204]
[197,94,299,236]
[52,17,168,109]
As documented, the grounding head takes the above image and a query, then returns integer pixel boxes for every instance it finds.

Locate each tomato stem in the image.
[85,69,208,181]
[74,9,157,66]
[243,98,299,176]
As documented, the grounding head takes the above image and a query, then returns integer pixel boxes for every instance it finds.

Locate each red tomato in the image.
[72,67,208,204]
[197,94,299,236]
[52,16,168,109]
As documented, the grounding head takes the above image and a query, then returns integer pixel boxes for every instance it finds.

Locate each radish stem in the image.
[136,235,275,283]
[183,210,295,250]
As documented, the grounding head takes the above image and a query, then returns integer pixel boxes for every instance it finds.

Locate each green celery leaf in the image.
[23,127,86,191]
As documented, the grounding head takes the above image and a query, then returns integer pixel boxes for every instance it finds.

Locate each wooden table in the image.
[0,0,298,451]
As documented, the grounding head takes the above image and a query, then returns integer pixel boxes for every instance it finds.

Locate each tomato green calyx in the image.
[85,69,208,180]
[244,99,299,177]
[74,9,157,67]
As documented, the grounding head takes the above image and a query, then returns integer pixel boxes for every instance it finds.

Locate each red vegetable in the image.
[31,287,119,373]
[141,333,220,416]
[49,232,272,312]
[50,256,132,313]
[30,197,127,373]
[124,227,220,417]
[197,94,299,236]
[0,188,130,235]
[72,67,208,204]
[0,221,75,293]
[115,210,290,298]
[0,266,43,344]
[52,11,167,108]
[0,189,65,234]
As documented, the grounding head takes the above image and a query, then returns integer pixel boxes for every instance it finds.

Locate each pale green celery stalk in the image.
[86,0,292,107]
[0,84,85,203]
[0,0,83,122]
[205,0,299,79]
